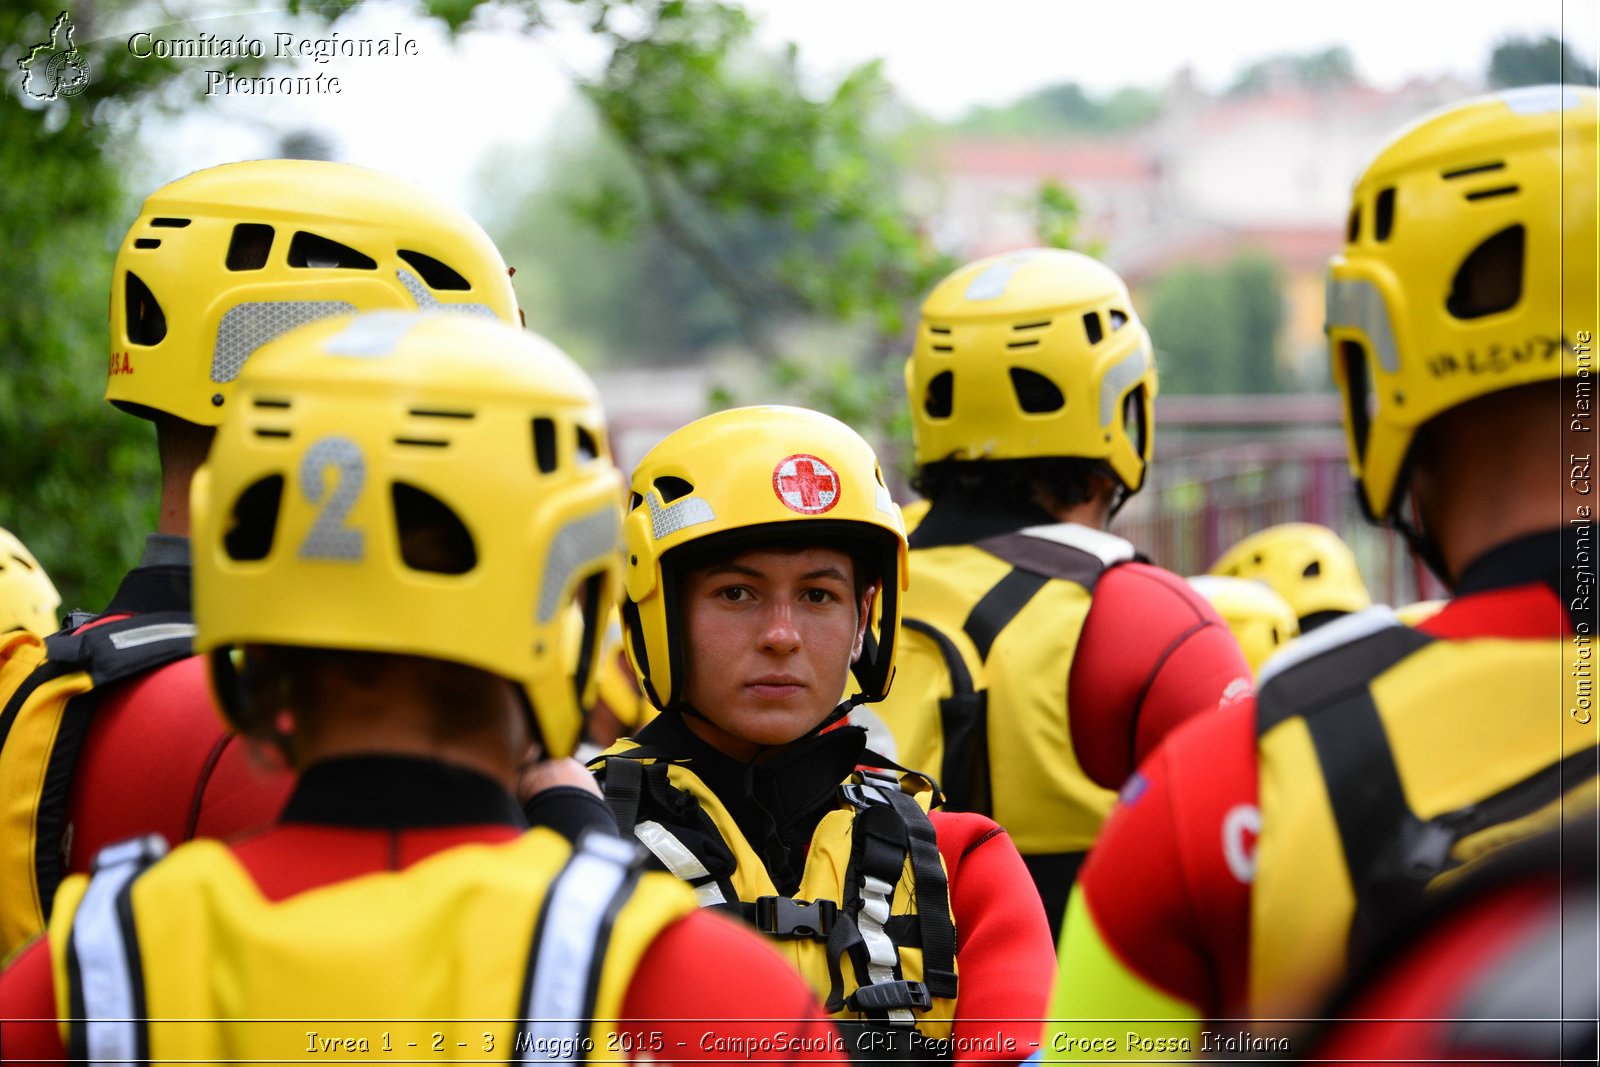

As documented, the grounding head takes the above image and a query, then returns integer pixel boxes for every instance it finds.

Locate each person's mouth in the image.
[746,676,806,699]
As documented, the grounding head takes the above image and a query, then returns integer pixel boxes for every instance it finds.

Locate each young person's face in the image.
[678,544,873,761]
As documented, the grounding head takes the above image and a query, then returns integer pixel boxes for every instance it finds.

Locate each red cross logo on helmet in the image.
[773,454,840,514]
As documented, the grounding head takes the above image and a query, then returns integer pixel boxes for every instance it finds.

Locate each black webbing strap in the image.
[961,569,1049,661]
[600,755,645,838]
[879,787,958,999]
[901,620,989,815]
[1308,689,1600,962]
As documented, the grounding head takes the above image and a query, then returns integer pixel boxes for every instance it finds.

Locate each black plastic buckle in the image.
[847,980,933,1014]
[754,895,837,940]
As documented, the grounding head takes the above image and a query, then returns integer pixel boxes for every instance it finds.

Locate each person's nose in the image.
[757,601,802,654]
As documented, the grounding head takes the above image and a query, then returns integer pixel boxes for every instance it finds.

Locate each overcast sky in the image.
[111,0,1596,207]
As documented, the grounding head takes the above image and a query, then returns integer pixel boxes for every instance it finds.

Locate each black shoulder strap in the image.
[961,569,1049,661]
[898,621,986,815]
[42,611,196,687]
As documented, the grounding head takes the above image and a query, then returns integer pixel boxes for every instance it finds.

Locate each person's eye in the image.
[716,586,751,603]
[801,588,839,604]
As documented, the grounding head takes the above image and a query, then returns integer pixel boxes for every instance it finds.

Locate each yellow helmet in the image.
[621,405,907,711]
[190,311,622,759]
[0,527,61,636]
[906,248,1157,492]
[1326,85,1597,521]
[109,159,520,427]
[1186,575,1299,677]
[1210,522,1372,626]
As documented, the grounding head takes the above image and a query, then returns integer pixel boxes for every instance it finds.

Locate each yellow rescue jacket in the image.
[1250,608,1596,1016]
[867,524,1135,855]
[0,612,195,962]
[595,740,960,1040]
[46,828,697,1063]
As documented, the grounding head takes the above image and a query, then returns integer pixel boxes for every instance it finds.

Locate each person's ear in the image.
[851,582,878,663]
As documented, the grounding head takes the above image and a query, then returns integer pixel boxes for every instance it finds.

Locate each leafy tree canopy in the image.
[1488,34,1596,88]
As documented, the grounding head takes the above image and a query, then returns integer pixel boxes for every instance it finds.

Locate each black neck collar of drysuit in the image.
[1465,527,1574,601]
[633,711,868,895]
[103,534,192,616]
[908,491,1057,550]
[280,754,526,829]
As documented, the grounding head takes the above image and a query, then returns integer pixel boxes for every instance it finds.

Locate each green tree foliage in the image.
[1227,46,1357,96]
[427,0,952,452]
[1488,35,1597,88]
[955,82,1160,135]
[0,2,263,613]
[1145,252,1286,395]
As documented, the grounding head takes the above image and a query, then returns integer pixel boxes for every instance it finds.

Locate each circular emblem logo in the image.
[772,454,841,514]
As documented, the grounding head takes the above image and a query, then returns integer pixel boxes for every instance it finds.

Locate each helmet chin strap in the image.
[1391,487,1455,590]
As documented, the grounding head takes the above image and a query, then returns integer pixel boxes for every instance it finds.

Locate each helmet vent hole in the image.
[1338,340,1375,463]
[928,324,952,334]
[125,272,167,346]
[1346,206,1360,242]
[288,231,377,270]
[1109,309,1129,331]
[629,492,644,511]
[1082,312,1105,345]
[1013,319,1051,331]
[1442,161,1505,180]
[532,417,559,474]
[1373,188,1395,241]
[393,482,477,575]
[924,370,954,419]
[1464,184,1520,202]
[224,475,285,562]
[1007,338,1041,350]
[576,426,599,463]
[1446,225,1524,320]
[134,238,160,250]
[1010,368,1065,414]
[226,223,275,271]
[1303,561,1322,578]
[398,250,470,291]
[653,476,694,504]
[150,217,191,228]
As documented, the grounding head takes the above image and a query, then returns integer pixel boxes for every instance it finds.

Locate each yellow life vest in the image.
[46,828,697,1063]
[596,741,960,1041]
[1250,608,1596,1017]
[0,612,196,963]
[869,524,1132,855]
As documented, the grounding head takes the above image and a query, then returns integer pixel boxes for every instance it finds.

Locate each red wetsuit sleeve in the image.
[1068,563,1252,792]
[67,655,293,871]
[0,937,65,1064]
[932,810,1056,1063]
[1070,701,1257,1018]
[621,908,848,1063]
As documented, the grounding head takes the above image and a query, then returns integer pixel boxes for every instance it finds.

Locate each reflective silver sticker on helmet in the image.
[396,269,498,318]
[1499,85,1580,115]
[324,310,433,358]
[875,484,897,518]
[645,492,715,541]
[297,436,366,562]
[1325,277,1400,373]
[1099,342,1149,428]
[212,301,357,383]
[537,507,621,624]
[964,252,1043,301]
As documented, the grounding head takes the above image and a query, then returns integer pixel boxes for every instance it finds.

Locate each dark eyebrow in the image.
[698,563,851,583]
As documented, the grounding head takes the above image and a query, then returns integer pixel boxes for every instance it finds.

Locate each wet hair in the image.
[911,456,1114,513]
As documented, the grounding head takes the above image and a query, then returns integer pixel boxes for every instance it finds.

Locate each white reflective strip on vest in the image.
[522,835,635,1062]
[857,872,913,1026]
[633,819,727,906]
[76,836,167,1066]
[106,622,196,650]
[1255,604,1402,689]
[1015,522,1136,568]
